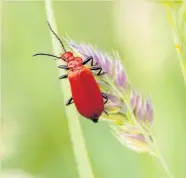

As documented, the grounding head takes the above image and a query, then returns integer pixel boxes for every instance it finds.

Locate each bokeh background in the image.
[1,0,186,178]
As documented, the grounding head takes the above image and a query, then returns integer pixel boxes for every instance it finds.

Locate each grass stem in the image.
[44,1,94,178]
[165,2,186,85]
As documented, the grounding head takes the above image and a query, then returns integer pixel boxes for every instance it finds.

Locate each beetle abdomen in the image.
[68,67,104,120]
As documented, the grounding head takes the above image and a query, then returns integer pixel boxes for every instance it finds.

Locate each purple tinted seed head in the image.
[135,94,142,109]
[67,39,155,150]
[145,98,154,124]
[136,106,145,120]
[107,94,121,104]
[121,133,146,142]
[68,40,129,87]
[132,93,143,120]
[130,95,136,110]
[114,59,128,87]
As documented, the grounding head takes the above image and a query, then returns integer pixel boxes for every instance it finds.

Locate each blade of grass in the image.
[165,1,186,85]
[44,1,94,178]
[154,0,183,4]
[0,0,3,167]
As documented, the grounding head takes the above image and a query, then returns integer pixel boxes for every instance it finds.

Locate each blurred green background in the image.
[2,0,186,178]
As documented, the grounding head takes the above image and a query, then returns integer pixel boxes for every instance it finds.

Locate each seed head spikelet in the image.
[65,38,155,154]
[64,35,174,177]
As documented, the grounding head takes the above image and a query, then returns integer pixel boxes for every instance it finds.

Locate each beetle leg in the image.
[91,66,106,76]
[102,93,109,115]
[33,53,61,59]
[103,110,109,115]
[66,97,74,106]
[58,65,69,70]
[102,92,108,104]
[59,74,68,79]
[82,56,95,66]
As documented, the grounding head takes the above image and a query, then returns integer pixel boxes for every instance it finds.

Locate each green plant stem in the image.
[155,0,183,4]
[105,77,174,178]
[44,1,94,178]
[158,151,174,178]
[178,1,186,44]
[165,2,186,85]
[0,0,3,170]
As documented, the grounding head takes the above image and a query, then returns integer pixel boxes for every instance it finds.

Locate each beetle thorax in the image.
[61,51,83,71]
[67,57,83,71]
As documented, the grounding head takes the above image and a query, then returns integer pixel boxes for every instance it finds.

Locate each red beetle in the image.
[33,22,108,123]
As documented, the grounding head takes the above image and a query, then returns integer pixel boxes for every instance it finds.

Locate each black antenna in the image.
[47,21,66,52]
[33,53,61,59]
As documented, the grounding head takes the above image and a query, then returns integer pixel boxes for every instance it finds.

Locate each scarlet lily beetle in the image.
[33,22,108,123]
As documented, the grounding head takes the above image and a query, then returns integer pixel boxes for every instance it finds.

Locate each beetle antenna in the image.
[33,53,61,59]
[47,21,66,52]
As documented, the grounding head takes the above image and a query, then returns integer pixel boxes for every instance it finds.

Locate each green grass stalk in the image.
[44,1,94,178]
[165,1,186,85]
[0,0,3,170]
[155,0,183,5]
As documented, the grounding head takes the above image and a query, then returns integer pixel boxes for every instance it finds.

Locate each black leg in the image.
[66,97,74,106]
[103,110,109,115]
[82,56,94,66]
[91,66,106,76]
[58,65,69,70]
[102,92,108,104]
[33,53,61,59]
[59,74,68,79]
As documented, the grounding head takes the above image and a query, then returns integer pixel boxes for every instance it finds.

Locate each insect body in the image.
[33,22,108,123]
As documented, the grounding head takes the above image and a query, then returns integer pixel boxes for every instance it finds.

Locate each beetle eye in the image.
[62,57,66,61]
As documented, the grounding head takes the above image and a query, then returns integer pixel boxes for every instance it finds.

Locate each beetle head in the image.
[61,51,74,62]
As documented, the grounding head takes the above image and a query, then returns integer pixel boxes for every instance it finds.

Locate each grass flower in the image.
[67,39,154,153]
[66,38,174,178]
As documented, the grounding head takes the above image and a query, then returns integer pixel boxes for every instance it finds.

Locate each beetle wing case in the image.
[68,67,104,119]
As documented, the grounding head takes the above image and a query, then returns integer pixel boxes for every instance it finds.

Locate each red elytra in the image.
[33,22,108,123]
[63,52,104,120]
